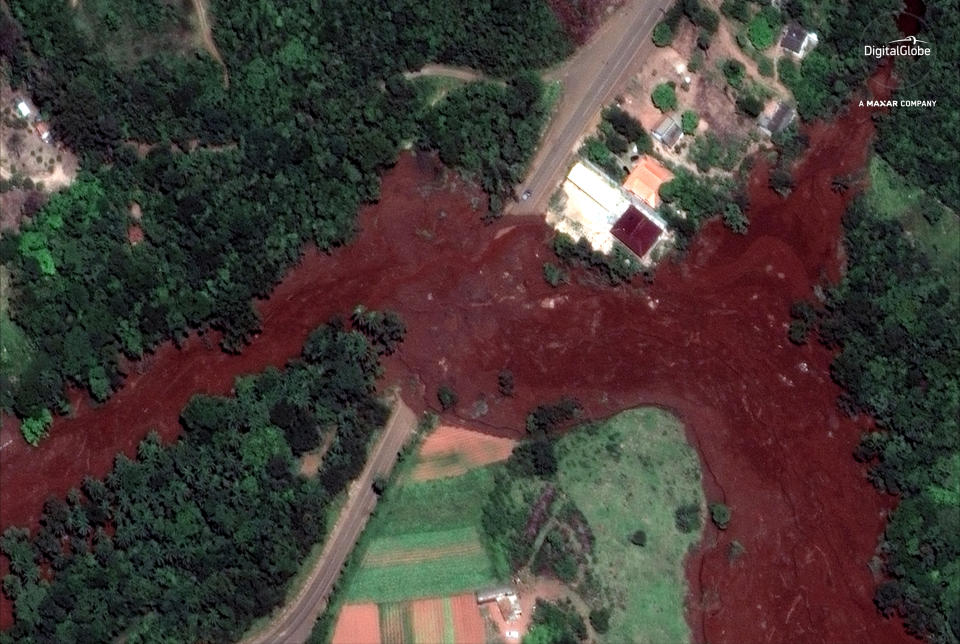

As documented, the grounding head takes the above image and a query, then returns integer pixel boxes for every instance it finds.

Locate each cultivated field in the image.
[332,594,483,644]
[344,467,501,604]
[410,424,515,481]
[555,408,704,642]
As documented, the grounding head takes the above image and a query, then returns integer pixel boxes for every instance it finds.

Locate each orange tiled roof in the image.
[622,155,674,208]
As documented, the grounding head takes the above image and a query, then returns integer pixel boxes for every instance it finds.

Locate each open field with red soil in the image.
[332,603,382,644]
[409,597,446,644]
[411,424,516,481]
[0,71,913,642]
[450,594,485,644]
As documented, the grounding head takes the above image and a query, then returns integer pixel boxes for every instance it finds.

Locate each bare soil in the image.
[450,594,486,644]
[411,424,515,481]
[331,603,381,644]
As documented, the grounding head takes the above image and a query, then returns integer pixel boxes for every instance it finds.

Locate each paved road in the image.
[244,397,418,644]
[509,0,672,216]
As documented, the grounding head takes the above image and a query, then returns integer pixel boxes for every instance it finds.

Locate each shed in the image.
[16,100,31,119]
[35,122,52,143]
[652,114,683,147]
[610,205,664,259]
[622,155,674,209]
[780,23,818,58]
[476,586,516,604]
[757,102,796,136]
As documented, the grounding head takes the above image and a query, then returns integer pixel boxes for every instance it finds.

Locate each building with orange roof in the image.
[622,155,674,209]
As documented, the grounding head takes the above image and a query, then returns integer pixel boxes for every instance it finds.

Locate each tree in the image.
[681,110,699,135]
[709,502,731,530]
[497,370,515,397]
[629,529,647,546]
[674,503,701,533]
[589,608,611,633]
[543,262,566,287]
[747,15,775,50]
[437,385,458,411]
[652,22,674,47]
[651,83,677,112]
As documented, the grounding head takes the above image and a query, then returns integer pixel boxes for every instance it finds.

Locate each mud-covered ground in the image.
[1,86,912,642]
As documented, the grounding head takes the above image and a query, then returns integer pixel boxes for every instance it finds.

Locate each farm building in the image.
[622,154,674,209]
[651,114,683,147]
[610,204,666,260]
[757,101,796,136]
[551,160,631,252]
[779,23,818,59]
[35,121,52,143]
[476,586,522,622]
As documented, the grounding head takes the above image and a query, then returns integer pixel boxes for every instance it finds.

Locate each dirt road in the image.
[244,397,418,644]
[402,64,490,83]
[191,0,229,87]
[509,0,672,215]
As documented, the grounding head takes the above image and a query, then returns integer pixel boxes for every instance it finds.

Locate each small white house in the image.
[16,100,32,119]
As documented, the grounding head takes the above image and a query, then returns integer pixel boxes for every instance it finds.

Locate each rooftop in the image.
[652,114,683,147]
[610,205,664,258]
[622,155,674,209]
[780,23,810,54]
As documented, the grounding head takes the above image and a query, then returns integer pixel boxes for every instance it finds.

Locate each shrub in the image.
[497,370,515,396]
[696,29,712,50]
[756,55,775,77]
[720,0,750,22]
[652,22,674,47]
[543,262,566,287]
[674,503,701,533]
[721,59,745,89]
[651,83,677,113]
[20,409,52,446]
[736,93,764,117]
[437,385,458,410]
[605,131,629,155]
[589,608,611,633]
[688,50,704,73]
[629,529,647,546]
[681,110,699,135]
[747,15,775,50]
[709,502,731,529]
[722,203,748,234]
[727,540,746,562]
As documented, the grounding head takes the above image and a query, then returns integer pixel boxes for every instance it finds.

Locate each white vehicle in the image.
[521,190,532,201]
[505,631,520,640]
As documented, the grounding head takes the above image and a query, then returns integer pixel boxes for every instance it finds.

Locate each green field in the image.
[344,466,502,603]
[555,408,704,643]
[0,266,36,397]
[866,156,959,272]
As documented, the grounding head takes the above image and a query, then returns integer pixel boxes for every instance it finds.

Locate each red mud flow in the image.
[1,95,912,643]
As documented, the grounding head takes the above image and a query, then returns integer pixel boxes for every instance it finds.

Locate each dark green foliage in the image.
[630,530,647,547]
[2,0,571,422]
[526,398,582,435]
[681,110,699,135]
[651,83,678,112]
[876,1,960,210]
[509,439,558,478]
[437,385,458,411]
[589,607,611,633]
[688,50,705,73]
[602,106,648,149]
[653,22,675,47]
[689,133,743,172]
[747,14,777,50]
[674,503,701,533]
[526,599,587,643]
[421,74,552,215]
[736,93,764,117]
[815,196,959,644]
[658,169,737,229]
[498,369,515,397]
[769,167,795,197]
[350,307,407,356]
[788,300,819,345]
[720,0,750,22]
[552,233,640,286]
[543,261,567,287]
[708,503,731,530]
[721,59,746,89]
[534,527,579,582]
[0,322,388,642]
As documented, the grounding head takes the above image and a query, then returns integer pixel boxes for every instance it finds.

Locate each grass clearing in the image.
[0,265,35,389]
[343,466,502,603]
[866,156,959,272]
[555,407,704,643]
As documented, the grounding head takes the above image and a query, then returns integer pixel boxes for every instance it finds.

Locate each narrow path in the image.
[191,0,229,88]
[402,64,491,84]
[243,397,418,644]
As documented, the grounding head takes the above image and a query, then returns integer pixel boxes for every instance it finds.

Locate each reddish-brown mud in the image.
[1,83,912,642]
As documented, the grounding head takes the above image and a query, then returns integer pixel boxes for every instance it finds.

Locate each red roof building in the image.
[610,205,663,258]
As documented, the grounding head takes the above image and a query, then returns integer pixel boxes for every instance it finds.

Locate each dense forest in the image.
[811,196,960,644]
[0,0,570,436]
[0,318,395,643]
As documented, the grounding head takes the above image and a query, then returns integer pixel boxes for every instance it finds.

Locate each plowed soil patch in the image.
[332,603,381,644]
[450,594,485,644]
[412,425,515,481]
[409,597,446,644]
[364,541,484,567]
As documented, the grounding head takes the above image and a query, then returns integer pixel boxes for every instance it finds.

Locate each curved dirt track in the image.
[1,102,912,643]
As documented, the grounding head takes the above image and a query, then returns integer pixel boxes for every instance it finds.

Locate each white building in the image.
[16,100,32,119]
